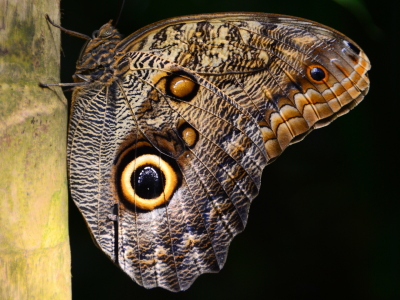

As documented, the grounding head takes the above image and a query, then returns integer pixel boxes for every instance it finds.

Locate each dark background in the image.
[57,0,398,299]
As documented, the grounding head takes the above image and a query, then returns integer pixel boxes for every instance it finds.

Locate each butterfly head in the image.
[73,21,123,84]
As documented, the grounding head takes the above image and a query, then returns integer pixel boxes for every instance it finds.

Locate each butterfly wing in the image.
[120,13,370,160]
[68,13,370,291]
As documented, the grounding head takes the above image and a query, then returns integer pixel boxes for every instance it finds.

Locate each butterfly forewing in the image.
[66,12,370,291]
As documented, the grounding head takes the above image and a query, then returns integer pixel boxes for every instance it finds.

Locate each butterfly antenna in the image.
[114,0,126,26]
[45,14,91,40]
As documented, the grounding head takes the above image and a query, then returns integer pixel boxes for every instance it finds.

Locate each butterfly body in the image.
[62,12,370,291]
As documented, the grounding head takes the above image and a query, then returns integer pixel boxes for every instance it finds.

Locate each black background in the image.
[57,0,398,299]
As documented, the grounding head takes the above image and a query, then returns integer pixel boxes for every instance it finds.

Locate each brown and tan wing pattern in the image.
[66,13,370,291]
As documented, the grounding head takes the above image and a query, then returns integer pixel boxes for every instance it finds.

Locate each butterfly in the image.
[41,12,370,291]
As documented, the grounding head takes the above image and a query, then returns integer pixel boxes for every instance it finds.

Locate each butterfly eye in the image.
[307,64,328,83]
[120,154,178,210]
[99,28,113,38]
[167,75,199,101]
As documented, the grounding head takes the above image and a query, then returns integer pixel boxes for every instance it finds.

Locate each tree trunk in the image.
[0,0,71,299]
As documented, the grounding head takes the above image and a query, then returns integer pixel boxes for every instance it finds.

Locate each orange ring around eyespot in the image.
[306,64,329,84]
[120,154,178,210]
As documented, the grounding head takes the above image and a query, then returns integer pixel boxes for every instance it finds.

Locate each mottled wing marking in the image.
[115,52,267,290]
[67,13,370,292]
[121,15,370,160]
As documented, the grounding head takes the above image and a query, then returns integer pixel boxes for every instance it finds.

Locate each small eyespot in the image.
[170,76,195,98]
[177,122,199,148]
[307,64,328,83]
[310,67,325,81]
[166,74,199,101]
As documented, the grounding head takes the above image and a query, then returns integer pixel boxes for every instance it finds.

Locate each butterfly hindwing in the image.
[112,52,268,290]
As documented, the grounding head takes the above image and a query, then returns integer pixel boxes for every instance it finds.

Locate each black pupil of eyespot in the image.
[133,165,164,199]
[310,67,326,81]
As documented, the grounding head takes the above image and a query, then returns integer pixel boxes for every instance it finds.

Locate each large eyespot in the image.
[166,73,199,101]
[120,154,178,210]
[177,121,199,148]
[307,64,329,83]
[115,144,181,211]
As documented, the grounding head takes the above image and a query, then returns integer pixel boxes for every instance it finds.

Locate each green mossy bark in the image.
[0,0,71,299]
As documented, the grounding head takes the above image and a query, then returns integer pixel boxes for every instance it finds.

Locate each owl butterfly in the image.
[42,12,370,291]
